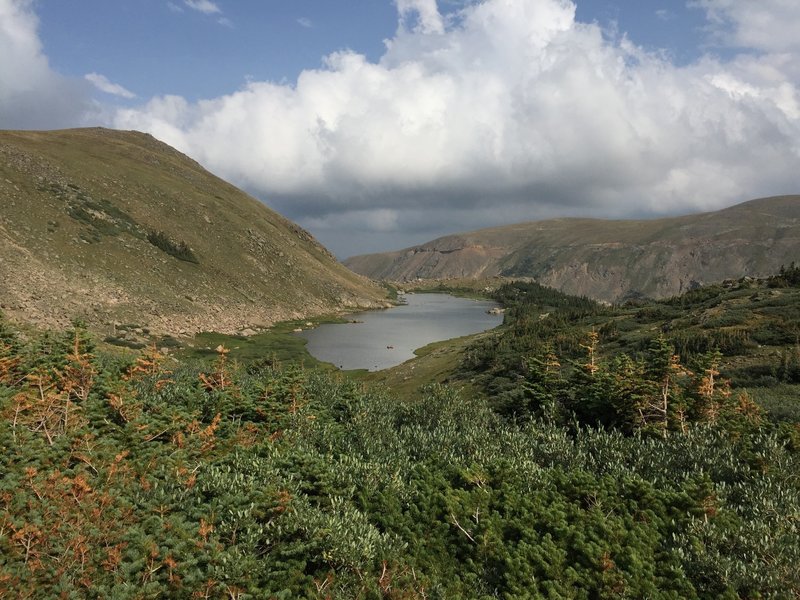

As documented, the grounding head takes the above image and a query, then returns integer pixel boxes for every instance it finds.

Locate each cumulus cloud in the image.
[85,72,136,99]
[0,0,91,128]
[112,0,800,255]
[2,0,797,257]
[396,0,445,34]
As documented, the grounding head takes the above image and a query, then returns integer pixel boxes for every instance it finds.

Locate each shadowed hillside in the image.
[0,128,387,336]
[344,196,800,302]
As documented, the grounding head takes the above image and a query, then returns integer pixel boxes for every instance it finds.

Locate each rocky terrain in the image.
[0,128,387,337]
[344,196,800,302]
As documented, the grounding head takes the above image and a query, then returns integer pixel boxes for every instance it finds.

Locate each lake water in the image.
[299,293,503,371]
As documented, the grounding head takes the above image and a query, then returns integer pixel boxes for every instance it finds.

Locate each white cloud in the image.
[85,72,136,99]
[297,17,313,29]
[691,0,800,52]
[0,0,91,128]
[0,0,47,93]
[113,0,800,256]
[180,0,231,27]
[184,0,220,15]
[396,0,445,34]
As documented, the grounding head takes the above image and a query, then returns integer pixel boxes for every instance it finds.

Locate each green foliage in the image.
[464,276,800,418]
[146,229,199,263]
[52,181,145,242]
[103,335,147,349]
[180,326,332,367]
[1,303,799,597]
[462,281,607,389]
[769,262,800,287]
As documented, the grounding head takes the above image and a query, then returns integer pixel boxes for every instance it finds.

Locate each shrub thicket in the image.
[1,315,798,598]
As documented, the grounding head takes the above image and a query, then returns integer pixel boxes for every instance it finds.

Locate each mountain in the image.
[344,196,800,302]
[0,128,387,335]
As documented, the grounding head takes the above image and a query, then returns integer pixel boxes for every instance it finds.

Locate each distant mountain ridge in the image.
[344,196,800,301]
[0,128,387,335]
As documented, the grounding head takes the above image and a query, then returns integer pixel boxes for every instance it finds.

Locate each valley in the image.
[1,129,798,599]
[3,0,800,595]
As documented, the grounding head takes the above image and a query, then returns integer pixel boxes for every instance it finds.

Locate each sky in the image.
[1,0,799,258]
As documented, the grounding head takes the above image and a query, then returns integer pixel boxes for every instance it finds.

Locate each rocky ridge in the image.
[344,196,800,302]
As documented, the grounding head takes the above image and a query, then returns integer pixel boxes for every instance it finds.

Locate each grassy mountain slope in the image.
[0,128,387,335]
[344,196,800,301]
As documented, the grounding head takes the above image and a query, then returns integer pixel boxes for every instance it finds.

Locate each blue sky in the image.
[1,0,799,257]
[36,1,400,101]
[37,1,711,103]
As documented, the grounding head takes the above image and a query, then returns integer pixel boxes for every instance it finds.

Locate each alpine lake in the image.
[298,293,503,371]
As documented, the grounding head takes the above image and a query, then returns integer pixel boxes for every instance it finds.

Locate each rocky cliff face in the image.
[0,128,387,335]
[344,196,800,302]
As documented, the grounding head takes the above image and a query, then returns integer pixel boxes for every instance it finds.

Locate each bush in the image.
[147,230,199,263]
